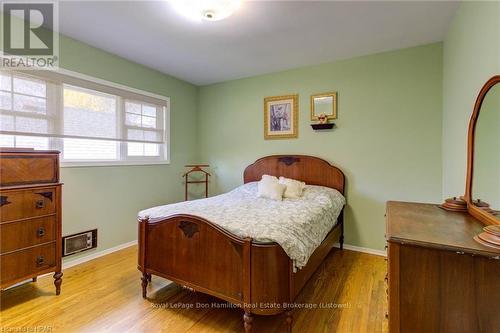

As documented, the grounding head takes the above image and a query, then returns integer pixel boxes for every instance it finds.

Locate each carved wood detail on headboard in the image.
[278,156,300,166]
[243,155,345,194]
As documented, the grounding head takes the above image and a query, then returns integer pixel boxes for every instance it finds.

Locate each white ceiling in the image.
[58,1,459,85]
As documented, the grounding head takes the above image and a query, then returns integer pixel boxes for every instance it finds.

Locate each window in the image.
[124,101,163,158]
[0,70,169,166]
[0,74,52,150]
[62,85,119,161]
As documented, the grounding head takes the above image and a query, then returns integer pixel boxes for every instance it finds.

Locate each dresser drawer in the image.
[1,216,56,253]
[0,152,59,187]
[0,187,57,222]
[1,243,56,284]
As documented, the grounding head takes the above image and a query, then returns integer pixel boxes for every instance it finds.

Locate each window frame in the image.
[0,68,170,168]
[122,99,166,162]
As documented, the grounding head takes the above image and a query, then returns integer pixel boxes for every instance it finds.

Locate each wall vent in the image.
[62,229,97,257]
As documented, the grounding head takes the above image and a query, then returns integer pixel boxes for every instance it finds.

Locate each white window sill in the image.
[61,160,171,168]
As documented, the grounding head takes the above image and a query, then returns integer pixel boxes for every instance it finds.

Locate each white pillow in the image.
[258,176,286,201]
[261,174,278,182]
[279,176,306,199]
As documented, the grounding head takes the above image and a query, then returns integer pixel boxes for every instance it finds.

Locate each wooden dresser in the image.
[386,201,500,333]
[0,149,63,294]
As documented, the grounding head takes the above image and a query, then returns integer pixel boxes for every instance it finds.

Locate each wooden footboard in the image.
[138,214,251,306]
[138,211,344,315]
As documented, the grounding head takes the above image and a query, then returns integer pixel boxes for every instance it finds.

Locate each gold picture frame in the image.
[264,94,298,139]
[310,92,337,121]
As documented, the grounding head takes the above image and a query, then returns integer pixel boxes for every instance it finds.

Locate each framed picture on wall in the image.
[264,94,298,139]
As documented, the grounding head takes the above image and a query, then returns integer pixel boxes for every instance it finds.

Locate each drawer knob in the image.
[35,199,45,209]
[36,192,53,202]
[36,256,45,266]
[37,227,46,237]
[0,195,11,207]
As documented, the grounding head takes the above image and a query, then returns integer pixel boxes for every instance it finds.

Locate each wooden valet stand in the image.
[183,164,211,201]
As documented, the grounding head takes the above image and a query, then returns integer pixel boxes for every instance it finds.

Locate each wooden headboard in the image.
[243,155,345,194]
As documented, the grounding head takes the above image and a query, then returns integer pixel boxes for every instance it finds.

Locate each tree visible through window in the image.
[63,85,118,160]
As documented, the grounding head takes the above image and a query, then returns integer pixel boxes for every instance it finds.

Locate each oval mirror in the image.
[465,76,500,226]
[472,82,500,221]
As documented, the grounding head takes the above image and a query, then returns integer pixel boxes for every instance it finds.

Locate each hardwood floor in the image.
[0,246,387,333]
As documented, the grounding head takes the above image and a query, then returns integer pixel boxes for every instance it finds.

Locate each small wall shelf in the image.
[311,123,335,130]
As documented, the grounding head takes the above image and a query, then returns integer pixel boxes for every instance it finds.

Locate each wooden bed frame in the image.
[138,155,345,332]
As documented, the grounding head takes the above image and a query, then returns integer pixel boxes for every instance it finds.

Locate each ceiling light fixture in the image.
[171,0,242,22]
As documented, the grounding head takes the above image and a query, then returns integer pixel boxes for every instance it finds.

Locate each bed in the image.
[137,155,345,332]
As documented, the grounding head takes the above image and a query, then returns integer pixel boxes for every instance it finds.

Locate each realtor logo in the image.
[1,1,59,69]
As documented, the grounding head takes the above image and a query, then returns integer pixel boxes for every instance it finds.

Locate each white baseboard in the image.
[63,240,138,270]
[334,242,386,257]
[60,240,385,268]
[62,240,386,270]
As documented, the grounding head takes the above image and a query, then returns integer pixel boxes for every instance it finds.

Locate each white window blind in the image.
[0,73,54,150]
[124,100,164,158]
[0,70,169,165]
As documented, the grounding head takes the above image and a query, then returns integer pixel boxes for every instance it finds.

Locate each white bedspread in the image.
[138,182,345,270]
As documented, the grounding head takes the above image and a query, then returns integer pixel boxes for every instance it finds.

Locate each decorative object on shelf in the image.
[317,112,328,124]
[264,94,298,139]
[183,164,211,201]
[439,196,468,212]
[310,92,337,121]
[473,225,500,249]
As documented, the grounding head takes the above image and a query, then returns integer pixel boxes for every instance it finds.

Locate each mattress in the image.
[138,182,346,270]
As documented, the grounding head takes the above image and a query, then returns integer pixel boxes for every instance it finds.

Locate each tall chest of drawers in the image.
[0,148,63,294]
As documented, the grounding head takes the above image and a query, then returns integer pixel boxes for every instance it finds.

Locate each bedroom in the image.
[0,1,499,332]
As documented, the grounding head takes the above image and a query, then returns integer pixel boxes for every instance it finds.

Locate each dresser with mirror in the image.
[386,76,500,332]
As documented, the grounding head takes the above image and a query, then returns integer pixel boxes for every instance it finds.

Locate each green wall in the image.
[442,1,500,199]
[57,35,199,263]
[197,43,444,251]
[7,2,498,256]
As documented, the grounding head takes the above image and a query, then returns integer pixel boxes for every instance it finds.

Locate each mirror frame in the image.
[464,75,500,226]
[310,92,337,121]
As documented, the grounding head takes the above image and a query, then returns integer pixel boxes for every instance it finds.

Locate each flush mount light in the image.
[171,0,242,22]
